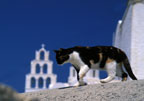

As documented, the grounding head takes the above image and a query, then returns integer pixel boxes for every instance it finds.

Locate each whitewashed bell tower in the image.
[25,44,57,92]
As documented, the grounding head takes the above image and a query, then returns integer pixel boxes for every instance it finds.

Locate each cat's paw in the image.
[74,82,87,87]
[79,81,87,86]
[100,76,115,83]
[100,79,108,83]
[74,82,80,87]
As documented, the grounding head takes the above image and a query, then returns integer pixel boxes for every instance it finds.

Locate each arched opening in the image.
[43,64,47,74]
[38,77,43,88]
[73,69,75,77]
[31,77,36,88]
[46,78,51,88]
[36,64,41,74]
[40,51,45,60]
[99,70,108,79]
[93,70,96,77]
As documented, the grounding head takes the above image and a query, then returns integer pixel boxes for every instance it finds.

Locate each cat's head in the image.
[54,48,71,65]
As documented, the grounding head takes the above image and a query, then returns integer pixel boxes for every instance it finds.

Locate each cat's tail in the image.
[123,57,137,80]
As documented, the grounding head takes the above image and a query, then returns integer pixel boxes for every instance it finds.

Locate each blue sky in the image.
[0,0,127,92]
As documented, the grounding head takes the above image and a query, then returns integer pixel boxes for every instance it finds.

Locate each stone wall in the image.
[23,80,144,101]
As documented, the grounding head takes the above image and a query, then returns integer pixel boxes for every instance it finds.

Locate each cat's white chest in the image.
[69,51,85,68]
[69,51,103,70]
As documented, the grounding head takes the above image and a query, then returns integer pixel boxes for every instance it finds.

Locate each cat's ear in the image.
[54,48,64,53]
[53,50,59,53]
[59,48,64,51]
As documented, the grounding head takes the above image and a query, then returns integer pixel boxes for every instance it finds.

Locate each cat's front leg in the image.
[76,65,89,86]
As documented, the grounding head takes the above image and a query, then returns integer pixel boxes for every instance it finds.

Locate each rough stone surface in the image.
[23,80,144,101]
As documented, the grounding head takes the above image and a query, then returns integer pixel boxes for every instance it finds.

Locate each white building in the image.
[25,44,68,92]
[113,0,144,79]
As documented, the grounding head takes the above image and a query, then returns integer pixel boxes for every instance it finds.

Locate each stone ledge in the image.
[23,80,144,101]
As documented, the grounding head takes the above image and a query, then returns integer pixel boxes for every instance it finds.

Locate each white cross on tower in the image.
[42,44,45,48]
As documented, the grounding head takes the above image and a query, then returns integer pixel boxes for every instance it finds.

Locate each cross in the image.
[42,44,45,48]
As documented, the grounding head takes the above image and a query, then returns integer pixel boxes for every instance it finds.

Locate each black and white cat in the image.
[54,46,137,86]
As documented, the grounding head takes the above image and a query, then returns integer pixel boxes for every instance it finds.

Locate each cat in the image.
[54,46,137,86]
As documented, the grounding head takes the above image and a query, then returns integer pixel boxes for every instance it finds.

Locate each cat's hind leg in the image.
[116,63,128,81]
[122,72,128,81]
[100,61,117,83]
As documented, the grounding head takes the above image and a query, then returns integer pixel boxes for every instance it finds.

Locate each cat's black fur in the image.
[54,46,137,85]
[55,46,127,67]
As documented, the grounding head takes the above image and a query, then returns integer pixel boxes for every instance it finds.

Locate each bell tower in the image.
[25,44,57,92]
